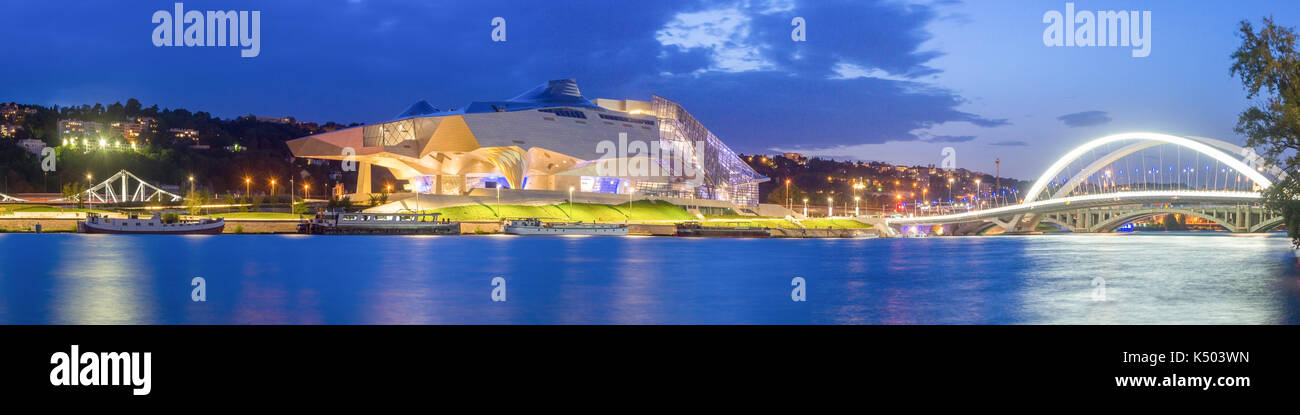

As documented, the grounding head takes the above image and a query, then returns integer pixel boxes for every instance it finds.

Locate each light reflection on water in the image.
[0,232,1296,324]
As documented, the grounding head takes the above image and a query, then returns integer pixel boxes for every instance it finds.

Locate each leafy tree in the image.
[765,181,809,206]
[61,181,86,209]
[185,189,210,215]
[1231,17,1300,247]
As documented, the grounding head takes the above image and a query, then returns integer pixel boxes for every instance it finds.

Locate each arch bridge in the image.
[72,170,183,203]
[887,132,1287,236]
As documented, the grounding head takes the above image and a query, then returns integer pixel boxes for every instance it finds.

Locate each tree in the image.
[1231,17,1300,247]
[765,181,809,206]
[185,189,210,215]
[61,181,86,209]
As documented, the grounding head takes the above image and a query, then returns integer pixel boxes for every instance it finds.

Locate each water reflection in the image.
[50,235,155,324]
[0,232,1295,324]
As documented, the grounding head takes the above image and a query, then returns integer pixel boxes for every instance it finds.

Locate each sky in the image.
[2,0,1300,179]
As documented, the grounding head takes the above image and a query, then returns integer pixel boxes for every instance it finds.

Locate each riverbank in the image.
[0,217,883,238]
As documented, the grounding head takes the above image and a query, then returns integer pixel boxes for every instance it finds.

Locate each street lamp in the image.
[303,183,310,201]
[785,178,791,211]
[188,175,195,197]
[975,179,981,208]
[270,178,276,199]
[244,177,251,200]
[86,173,93,209]
[802,198,808,217]
[568,186,575,219]
[827,197,833,217]
[854,196,860,217]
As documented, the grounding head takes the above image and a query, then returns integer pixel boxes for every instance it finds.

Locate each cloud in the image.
[1056,110,1111,128]
[988,140,1029,146]
[655,7,773,73]
[829,62,912,82]
[921,134,977,143]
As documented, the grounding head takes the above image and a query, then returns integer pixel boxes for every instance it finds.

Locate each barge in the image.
[298,212,459,235]
[78,213,225,235]
[674,222,771,238]
[503,218,628,236]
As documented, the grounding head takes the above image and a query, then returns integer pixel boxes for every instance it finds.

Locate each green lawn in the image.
[424,200,697,222]
[0,204,117,215]
[208,212,304,220]
[795,219,874,229]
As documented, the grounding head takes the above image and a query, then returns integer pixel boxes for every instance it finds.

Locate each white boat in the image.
[299,212,458,235]
[503,218,628,236]
[78,213,224,235]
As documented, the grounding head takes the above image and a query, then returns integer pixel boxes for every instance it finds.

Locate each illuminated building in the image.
[287,79,767,206]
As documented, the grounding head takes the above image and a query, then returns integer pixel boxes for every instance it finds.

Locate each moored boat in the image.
[675,222,771,238]
[298,212,459,235]
[78,213,225,235]
[503,218,628,236]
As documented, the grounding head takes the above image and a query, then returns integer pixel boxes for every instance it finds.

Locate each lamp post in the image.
[188,175,195,197]
[86,173,93,209]
[785,178,791,211]
[290,177,295,204]
[802,198,808,217]
[827,197,833,217]
[496,185,502,218]
[568,186,575,219]
[244,177,251,201]
[854,196,860,217]
[922,188,928,214]
[303,183,310,201]
[270,178,276,199]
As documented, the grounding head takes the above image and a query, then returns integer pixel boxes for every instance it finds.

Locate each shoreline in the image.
[0,218,880,238]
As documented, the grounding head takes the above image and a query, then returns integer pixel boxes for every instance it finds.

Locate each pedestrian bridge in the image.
[887,132,1287,235]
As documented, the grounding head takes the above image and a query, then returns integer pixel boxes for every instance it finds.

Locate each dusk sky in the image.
[4,0,1300,178]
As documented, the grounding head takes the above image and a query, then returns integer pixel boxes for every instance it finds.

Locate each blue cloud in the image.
[1056,111,1112,128]
[0,0,1007,152]
[988,140,1029,146]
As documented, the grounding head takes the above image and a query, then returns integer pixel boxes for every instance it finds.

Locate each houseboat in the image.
[503,218,628,236]
[298,212,459,235]
[78,213,225,235]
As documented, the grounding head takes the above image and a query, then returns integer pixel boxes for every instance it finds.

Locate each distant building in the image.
[0,124,22,138]
[168,128,200,143]
[109,117,158,141]
[58,119,105,142]
[782,152,808,164]
[255,116,294,124]
[1,103,36,124]
[18,138,46,155]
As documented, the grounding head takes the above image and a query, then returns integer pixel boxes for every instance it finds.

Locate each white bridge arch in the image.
[77,170,183,203]
[888,132,1284,235]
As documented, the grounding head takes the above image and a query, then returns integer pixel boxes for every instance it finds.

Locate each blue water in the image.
[0,232,1297,324]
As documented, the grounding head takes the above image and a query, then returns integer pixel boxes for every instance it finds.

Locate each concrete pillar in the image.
[356,161,372,195]
[1236,205,1244,231]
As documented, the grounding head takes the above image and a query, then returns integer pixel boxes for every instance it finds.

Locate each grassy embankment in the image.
[0,204,117,216]
[427,200,697,222]
[425,201,871,229]
[188,200,873,229]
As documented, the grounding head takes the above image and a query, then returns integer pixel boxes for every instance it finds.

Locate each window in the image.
[538,108,587,119]
[598,114,655,126]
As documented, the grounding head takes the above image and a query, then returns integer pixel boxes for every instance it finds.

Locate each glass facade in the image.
[652,96,766,206]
